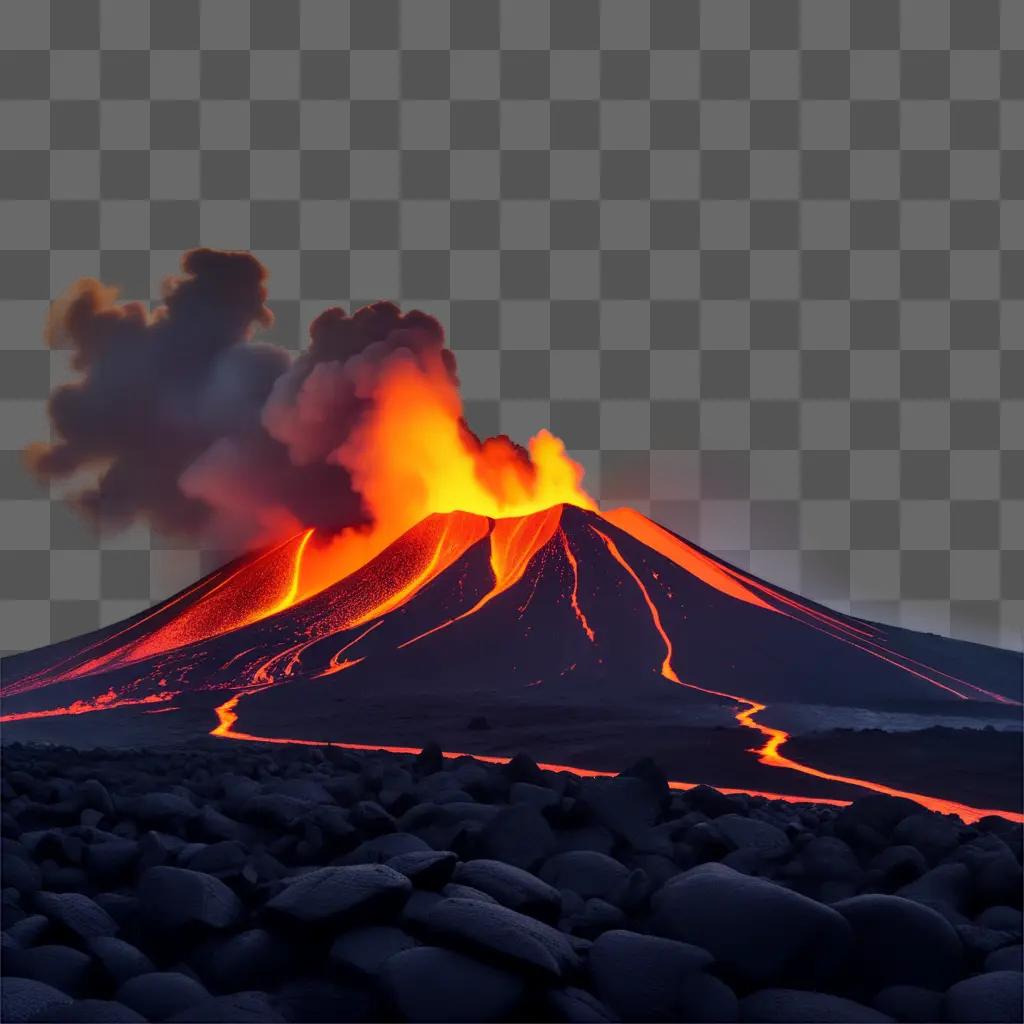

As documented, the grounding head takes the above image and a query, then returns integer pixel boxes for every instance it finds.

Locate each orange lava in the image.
[560,528,595,643]
[602,507,774,612]
[399,505,563,648]
[589,522,1023,825]
[0,688,177,722]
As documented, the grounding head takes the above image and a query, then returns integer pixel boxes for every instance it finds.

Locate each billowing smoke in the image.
[25,248,486,550]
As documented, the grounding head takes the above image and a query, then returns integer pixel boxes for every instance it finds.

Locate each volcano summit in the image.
[3,503,1021,824]
[5,251,1021,826]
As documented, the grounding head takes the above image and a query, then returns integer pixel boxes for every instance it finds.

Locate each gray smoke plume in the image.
[26,248,462,549]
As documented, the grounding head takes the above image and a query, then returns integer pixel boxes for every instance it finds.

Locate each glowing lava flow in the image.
[588,524,1023,825]
[560,529,595,643]
[0,688,178,722]
[399,505,563,648]
[605,508,1016,705]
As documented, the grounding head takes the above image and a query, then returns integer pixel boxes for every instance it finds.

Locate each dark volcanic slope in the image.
[2,505,1021,820]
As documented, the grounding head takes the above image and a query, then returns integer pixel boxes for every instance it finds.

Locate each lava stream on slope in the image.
[2,504,1021,824]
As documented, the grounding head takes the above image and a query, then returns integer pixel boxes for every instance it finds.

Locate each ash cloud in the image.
[26,248,465,549]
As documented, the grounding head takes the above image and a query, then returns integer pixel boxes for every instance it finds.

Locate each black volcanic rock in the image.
[418,896,579,978]
[540,850,632,902]
[545,986,619,1023]
[867,844,930,891]
[892,813,963,864]
[32,998,146,1022]
[380,945,525,1022]
[580,777,662,844]
[650,863,851,987]
[264,864,411,925]
[871,985,943,1023]
[452,859,561,920]
[684,785,742,819]
[87,935,155,987]
[714,814,791,860]
[943,971,1024,1023]
[833,894,964,990]
[138,866,243,931]
[33,891,117,942]
[116,971,210,1021]
[329,924,417,978]
[475,803,556,869]
[587,929,715,1021]
[740,988,892,1022]
[0,977,73,1023]
[835,795,920,848]
[385,849,457,888]
[165,991,285,1022]
[985,944,1023,972]
[1,741,1021,1024]
[7,943,93,996]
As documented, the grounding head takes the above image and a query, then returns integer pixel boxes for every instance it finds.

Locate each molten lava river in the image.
[3,501,1022,825]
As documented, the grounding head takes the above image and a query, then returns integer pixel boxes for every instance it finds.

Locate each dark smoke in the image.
[26,248,458,549]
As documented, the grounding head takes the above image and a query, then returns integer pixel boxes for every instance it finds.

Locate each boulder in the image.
[380,945,526,1022]
[565,898,626,939]
[588,929,713,1021]
[896,862,971,917]
[799,836,860,881]
[2,854,41,894]
[31,999,145,1022]
[329,925,416,978]
[33,891,117,941]
[475,803,556,870]
[868,845,929,891]
[83,838,138,882]
[265,864,411,925]
[453,859,561,920]
[976,906,1022,933]
[684,786,740,819]
[8,943,92,996]
[0,977,72,1023]
[350,801,396,835]
[943,971,1024,1023]
[165,991,285,1022]
[545,986,619,1022]
[441,882,499,904]
[271,977,373,1023]
[342,832,429,864]
[540,850,632,903]
[834,796,919,847]
[581,777,662,843]
[116,972,211,1021]
[871,985,943,1023]
[740,988,891,1022]
[6,914,49,947]
[385,850,457,889]
[651,863,851,986]
[674,973,740,1023]
[985,944,1023,972]
[891,813,962,864]
[138,866,243,930]
[130,793,198,830]
[419,897,579,978]
[714,814,791,860]
[87,936,155,987]
[834,894,964,990]
[511,782,560,812]
[189,928,293,993]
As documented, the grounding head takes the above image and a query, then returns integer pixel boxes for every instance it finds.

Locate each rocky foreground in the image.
[1,741,1021,1024]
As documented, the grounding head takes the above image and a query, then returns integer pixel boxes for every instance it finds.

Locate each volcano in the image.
[3,504,1021,824]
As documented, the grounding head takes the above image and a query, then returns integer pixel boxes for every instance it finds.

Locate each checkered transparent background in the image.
[1,0,1022,656]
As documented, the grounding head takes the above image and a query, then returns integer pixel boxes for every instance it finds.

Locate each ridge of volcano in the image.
[2,504,1021,823]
